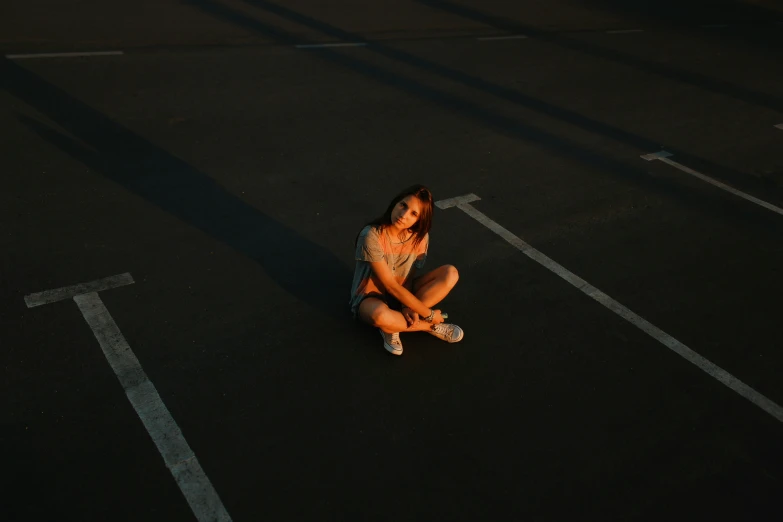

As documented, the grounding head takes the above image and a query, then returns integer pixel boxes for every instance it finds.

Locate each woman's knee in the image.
[359,299,392,328]
[368,305,395,328]
[444,265,459,288]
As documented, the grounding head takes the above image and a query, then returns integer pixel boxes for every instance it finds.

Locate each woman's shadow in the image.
[4,58,352,321]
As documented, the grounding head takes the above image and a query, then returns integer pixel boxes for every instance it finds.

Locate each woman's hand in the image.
[430,309,445,325]
[402,307,419,327]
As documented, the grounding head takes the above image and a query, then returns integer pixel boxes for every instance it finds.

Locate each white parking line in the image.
[642,151,783,216]
[775,124,783,131]
[477,35,528,41]
[436,194,783,424]
[24,273,134,307]
[295,42,366,49]
[24,274,232,522]
[5,51,123,59]
[606,29,644,34]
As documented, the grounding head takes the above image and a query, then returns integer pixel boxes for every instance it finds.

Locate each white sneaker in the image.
[429,323,464,343]
[379,329,403,355]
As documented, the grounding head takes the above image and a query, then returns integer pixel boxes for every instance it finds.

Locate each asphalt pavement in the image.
[3,1,783,521]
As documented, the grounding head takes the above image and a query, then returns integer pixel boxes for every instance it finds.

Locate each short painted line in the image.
[295,42,366,49]
[24,273,135,308]
[477,35,528,41]
[606,29,644,34]
[435,193,481,208]
[5,51,124,59]
[25,275,232,522]
[436,194,783,424]
[775,123,783,130]
[642,151,783,216]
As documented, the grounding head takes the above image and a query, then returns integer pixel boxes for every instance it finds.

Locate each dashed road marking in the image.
[5,51,124,59]
[642,151,783,216]
[477,35,528,41]
[24,274,232,522]
[295,42,366,49]
[436,194,783,424]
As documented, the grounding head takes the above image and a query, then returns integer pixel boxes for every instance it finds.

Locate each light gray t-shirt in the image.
[349,225,429,314]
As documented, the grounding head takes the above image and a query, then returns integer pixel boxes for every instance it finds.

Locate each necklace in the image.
[385,227,412,245]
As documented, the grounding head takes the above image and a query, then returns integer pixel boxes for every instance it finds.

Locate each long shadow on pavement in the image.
[188,0,783,227]
[415,0,783,113]
[1,58,352,320]
[591,0,783,51]
[240,0,783,195]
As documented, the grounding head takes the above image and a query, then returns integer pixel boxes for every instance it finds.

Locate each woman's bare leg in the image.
[358,298,433,334]
[412,264,464,343]
[357,265,459,334]
[412,265,459,307]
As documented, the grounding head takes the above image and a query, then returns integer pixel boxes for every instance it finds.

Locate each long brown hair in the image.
[358,185,434,249]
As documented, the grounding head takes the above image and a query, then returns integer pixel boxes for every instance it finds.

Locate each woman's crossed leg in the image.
[358,264,463,355]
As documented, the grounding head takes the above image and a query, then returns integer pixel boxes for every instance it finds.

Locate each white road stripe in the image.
[5,51,123,59]
[775,124,783,130]
[477,35,528,41]
[295,42,366,49]
[24,273,134,308]
[25,276,232,522]
[435,193,481,209]
[436,194,783,424]
[642,151,783,216]
[606,29,644,34]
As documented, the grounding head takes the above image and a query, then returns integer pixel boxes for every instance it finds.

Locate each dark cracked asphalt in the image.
[3,1,783,521]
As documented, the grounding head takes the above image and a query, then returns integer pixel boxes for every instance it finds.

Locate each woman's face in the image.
[390,195,423,230]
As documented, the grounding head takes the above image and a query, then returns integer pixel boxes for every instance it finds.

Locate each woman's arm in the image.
[369,260,431,318]
[403,266,417,292]
[401,267,419,325]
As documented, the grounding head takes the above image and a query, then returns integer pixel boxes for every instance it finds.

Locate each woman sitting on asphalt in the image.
[349,184,464,355]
